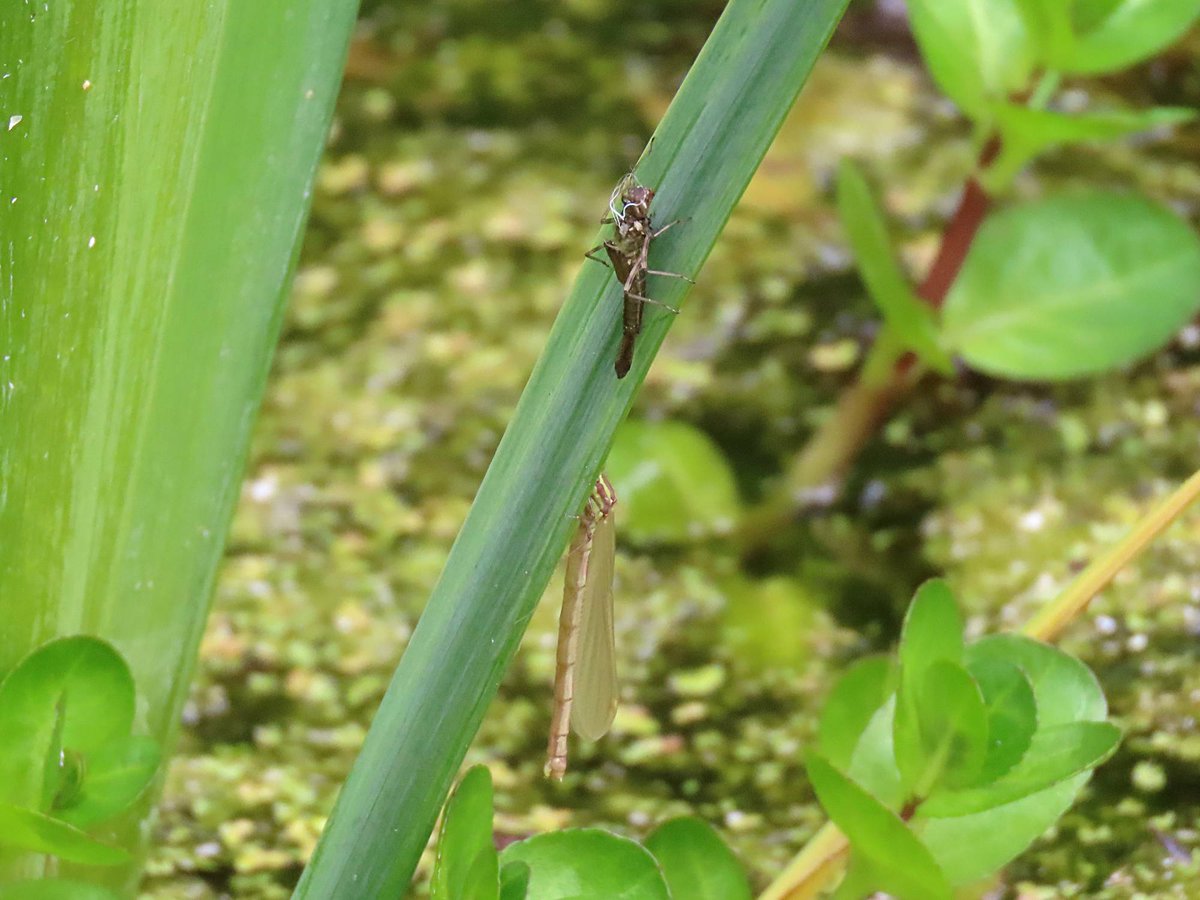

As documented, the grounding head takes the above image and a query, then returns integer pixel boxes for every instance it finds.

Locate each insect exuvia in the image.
[586,171,692,378]
[545,474,619,780]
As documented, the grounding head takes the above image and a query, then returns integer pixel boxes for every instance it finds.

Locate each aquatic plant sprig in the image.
[738,0,1200,552]
[760,464,1200,900]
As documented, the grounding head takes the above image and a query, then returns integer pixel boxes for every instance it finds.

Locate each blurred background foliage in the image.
[144,0,1200,896]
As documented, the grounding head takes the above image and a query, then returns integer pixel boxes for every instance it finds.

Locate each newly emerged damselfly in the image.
[586,172,692,378]
[545,474,618,780]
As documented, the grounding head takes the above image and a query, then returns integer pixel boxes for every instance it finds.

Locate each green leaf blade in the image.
[894,580,966,794]
[987,104,1196,189]
[1062,0,1200,74]
[0,637,135,812]
[835,162,951,373]
[967,658,1038,784]
[55,736,161,828]
[922,721,1121,817]
[0,803,129,866]
[907,0,1034,118]
[805,754,951,900]
[432,766,500,900]
[914,660,989,792]
[943,191,1200,380]
[500,830,669,900]
[819,656,896,771]
[644,817,751,900]
[294,1,857,894]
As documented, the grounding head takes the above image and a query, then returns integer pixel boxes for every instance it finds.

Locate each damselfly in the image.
[546,474,619,780]
[586,172,692,378]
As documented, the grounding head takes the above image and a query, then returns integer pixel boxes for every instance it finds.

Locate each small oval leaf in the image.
[943,191,1200,380]
[644,817,751,900]
[499,829,669,900]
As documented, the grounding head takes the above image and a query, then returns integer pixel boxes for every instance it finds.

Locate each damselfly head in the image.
[622,185,654,220]
[609,173,652,223]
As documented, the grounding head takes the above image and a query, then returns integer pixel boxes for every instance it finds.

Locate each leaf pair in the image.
[909,0,1200,120]
[432,765,751,900]
[0,637,161,866]
[808,579,1121,896]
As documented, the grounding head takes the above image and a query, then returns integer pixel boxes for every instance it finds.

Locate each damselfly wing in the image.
[546,475,618,780]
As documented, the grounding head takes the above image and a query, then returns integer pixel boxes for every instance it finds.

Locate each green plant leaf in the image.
[819,656,896,770]
[913,660,989,793]
[835,162,951,373]
[0,881,123,900]
[805,754,951,900]
[293,1,856,894]
[966,635,1109,725]
[893,580,965,794]
[0,637,135,812]
[921,721,1121,817]
[915,634,1113,884]
[604,420,741,545]
[500,862,531,900]
[942,191,1200,380]
[847,697,904,810]
[1059,0,1200,74]
[644,817,751,900]
[53,736,160,828]
[986,103,1196,190]
[1012,0,1075,62]
[432,766,499,900]
[907,0,1034,118]
[0,803,129,865]
[898,580,965,675]
[967,657,1037,784]
[500,830,669,900]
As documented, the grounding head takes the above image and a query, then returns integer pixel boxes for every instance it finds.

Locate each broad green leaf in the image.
[912,661,989,793]
[916,635,1113,884]
[0,881,123,900]
[907,0,1034,118]
[894,581,965,794]
[644,817,751,900]
[500,830,669,900]
[986,103,1196,190]
[500,862,531,900]
[432,766,499,900]
[835,162,951,373]
[921,776,1087,885]
[1061,0,1200,74]
[0,803,129,865]
[604,421,741,545]
[921,721,1121,817]
[55,736,161,828]
[819,656,896,770]
[967,658,1037,784]
[0,637,136,811]
[942,191,1200,380]
[805,754,951,900]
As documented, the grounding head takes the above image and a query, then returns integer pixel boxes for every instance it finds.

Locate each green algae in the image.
[140,3,1200,897]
